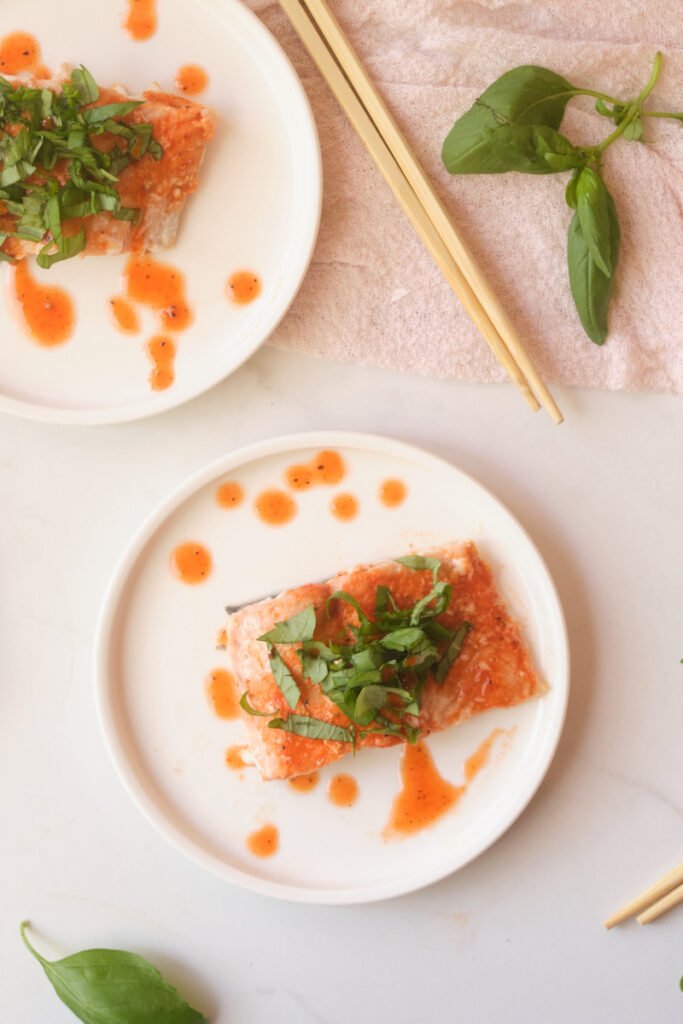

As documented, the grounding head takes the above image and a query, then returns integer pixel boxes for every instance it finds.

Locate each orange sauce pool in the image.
[288,772,319,793]
[247,823,278,858]
[385,741,463,837]
[108,296,140,334]
[170,542,212,584]
[123,0,157,40]
[175,64,209,95]
[379,478,407,507]
[330,493,358,521]
[7,261,75,347]
[145,335,175,391]
[216,481,244,509]
[0,32,40,74]
[283,451,346,492]
[464,728,513,783]
[206,669,238,720]
[328,774,359,807]
[123,255,193,333]
[226,271,261,306]
[254,489,297,526]
[225,745,248,771]
[284,464,314,491]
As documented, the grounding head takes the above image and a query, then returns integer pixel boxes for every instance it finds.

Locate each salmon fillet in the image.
[0,68,216,260]
[226,542,546,780]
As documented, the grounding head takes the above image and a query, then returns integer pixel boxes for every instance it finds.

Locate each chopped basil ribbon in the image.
[0,65,162,268]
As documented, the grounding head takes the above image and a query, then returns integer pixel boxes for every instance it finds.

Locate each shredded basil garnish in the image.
[0,65,162,267]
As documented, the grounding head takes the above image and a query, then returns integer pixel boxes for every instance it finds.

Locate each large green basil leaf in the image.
[483,124,583,174]
[575,167,613,275]
[21,923,206,1024]
[257,604,316,644]
[567,186,621,345]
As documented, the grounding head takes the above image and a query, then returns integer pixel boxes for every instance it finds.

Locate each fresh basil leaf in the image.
[484,124,583,174]
[239,691,270,716]
[267,645,301,710]
[298,646,329,685]
[82,101,142,125]
[565,166,581,210]
[326,590,376,634]
[374,585,391,618]
[380,627,427,652]
[575,167,613,276]
[354,684,388,721]
[20,922,207,1024]
[435,622,472,684]
[349,645,387,671]
[410,581,452,624]
[37,228,86,268]
[268,715,354,743]
[567,184,620,345]
[623,117,643,141]
[70,66,99,105]
[258,605,316,645]
[395,555,441,583]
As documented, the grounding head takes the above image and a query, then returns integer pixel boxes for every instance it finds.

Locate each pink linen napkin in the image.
[248,0,683,393]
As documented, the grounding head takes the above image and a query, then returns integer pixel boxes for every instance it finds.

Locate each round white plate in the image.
[0,0,320,423]
[95,432,569,903]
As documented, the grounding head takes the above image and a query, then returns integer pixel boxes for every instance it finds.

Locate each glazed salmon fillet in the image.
[0,69,216,260]
[226,542,546,780]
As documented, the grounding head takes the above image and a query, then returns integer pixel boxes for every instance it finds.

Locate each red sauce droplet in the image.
[7,261,75,347]
[175,64,209,95]
[330,493,358,521]
[108,295,140,334]
[0,32,40,74]
[254,489,297,526]
[145,334,176,391]
[385,741,463,837]
[227,271,261,306]
[288,772,319,793]
[216,481,244,508]
[247,823,278,858]
[313,450,345,485]
[170,542,212,584]
[379,478,407,507]
[123,0,158,40]
[225,745,248,771]
[327,774,359,807]
[123,255,193,332]
[206,669,238,720]
[464,728,509,783]
[284,464,314,491]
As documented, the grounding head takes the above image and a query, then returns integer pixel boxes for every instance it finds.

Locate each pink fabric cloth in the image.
[249,0,683,392]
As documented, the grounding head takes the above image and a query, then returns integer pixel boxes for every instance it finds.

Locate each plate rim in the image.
[0,0,322,425]
[94,430,570,904]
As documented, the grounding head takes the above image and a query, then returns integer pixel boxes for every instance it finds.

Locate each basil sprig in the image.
[0,65,162,268]
[21,922,206,1023]
[442,52,681,345]
[252,558,472,744]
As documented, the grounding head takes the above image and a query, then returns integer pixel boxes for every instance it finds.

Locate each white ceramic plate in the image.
[95,432,569,903]
[0,0,320,423]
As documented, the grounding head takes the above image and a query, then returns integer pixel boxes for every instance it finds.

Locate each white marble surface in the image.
[2,348,682,1022]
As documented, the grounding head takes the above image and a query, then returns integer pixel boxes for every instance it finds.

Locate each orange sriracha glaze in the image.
[145,335,176,391]
[206,669,238,720]
[254,489,297,526]
[108,295,140,334]
[123,255,193,333]
[170,542,212,584]
[288,772,319,793]
[7,261,75,347]
[0,32,41,75]
[175,64,209,96]
[330,493,358,521]
[327,774,359,807]
[385,741,463,837]
[225,745,248,771]
[216,481,244,509]
[123,0,158,41]
[379,478,407,508]
[226,271,261,306]
[246,823,279,858]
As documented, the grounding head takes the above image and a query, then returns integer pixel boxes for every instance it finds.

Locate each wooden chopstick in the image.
[301,0,563,425]
[277,0,563,422]
[605,861,683,928]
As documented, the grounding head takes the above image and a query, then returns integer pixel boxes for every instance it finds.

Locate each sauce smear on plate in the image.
[206,669,238,719]
[123,255,193,333]
[170,542,212,583]
[227,271,261,305]
[385,741,463,836]
[328,774,359,807]
[464,728,509,782]
[7,262,75,347]
[247,823,278,858]
[0,32,41,74]
[175,64,209,95]
[288,772,319,793]
[254,489,297,526]
[108,296,140,335]
[123,0,157,40]
[225,745,248,771]
[145,335,175,391]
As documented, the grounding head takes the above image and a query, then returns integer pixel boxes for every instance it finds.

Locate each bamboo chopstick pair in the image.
[276,0,564,424]
[605,861,683,928]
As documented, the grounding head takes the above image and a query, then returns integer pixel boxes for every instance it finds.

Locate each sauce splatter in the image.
[170,542,212,584]
[216,627,228,649]
[145,335,175,391]
[254,489,297,526]
[284,464,314,491]
[225,745,248,771]
[123,0,157,40]
[464,728,512,783]
[288,772,319,793]
[7,261,75,347]
[0,32,41,75]
[108,295,140,334]
[206,669,238,720]
[247,823,278,858]
[123,255,193,332]
[379,478,407,508]
[175,64,209,96]
[227,271,261,306]
[216,481,244,509]
[328,774,359,807]
[385,741,463,837]
[330,493,358,521]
